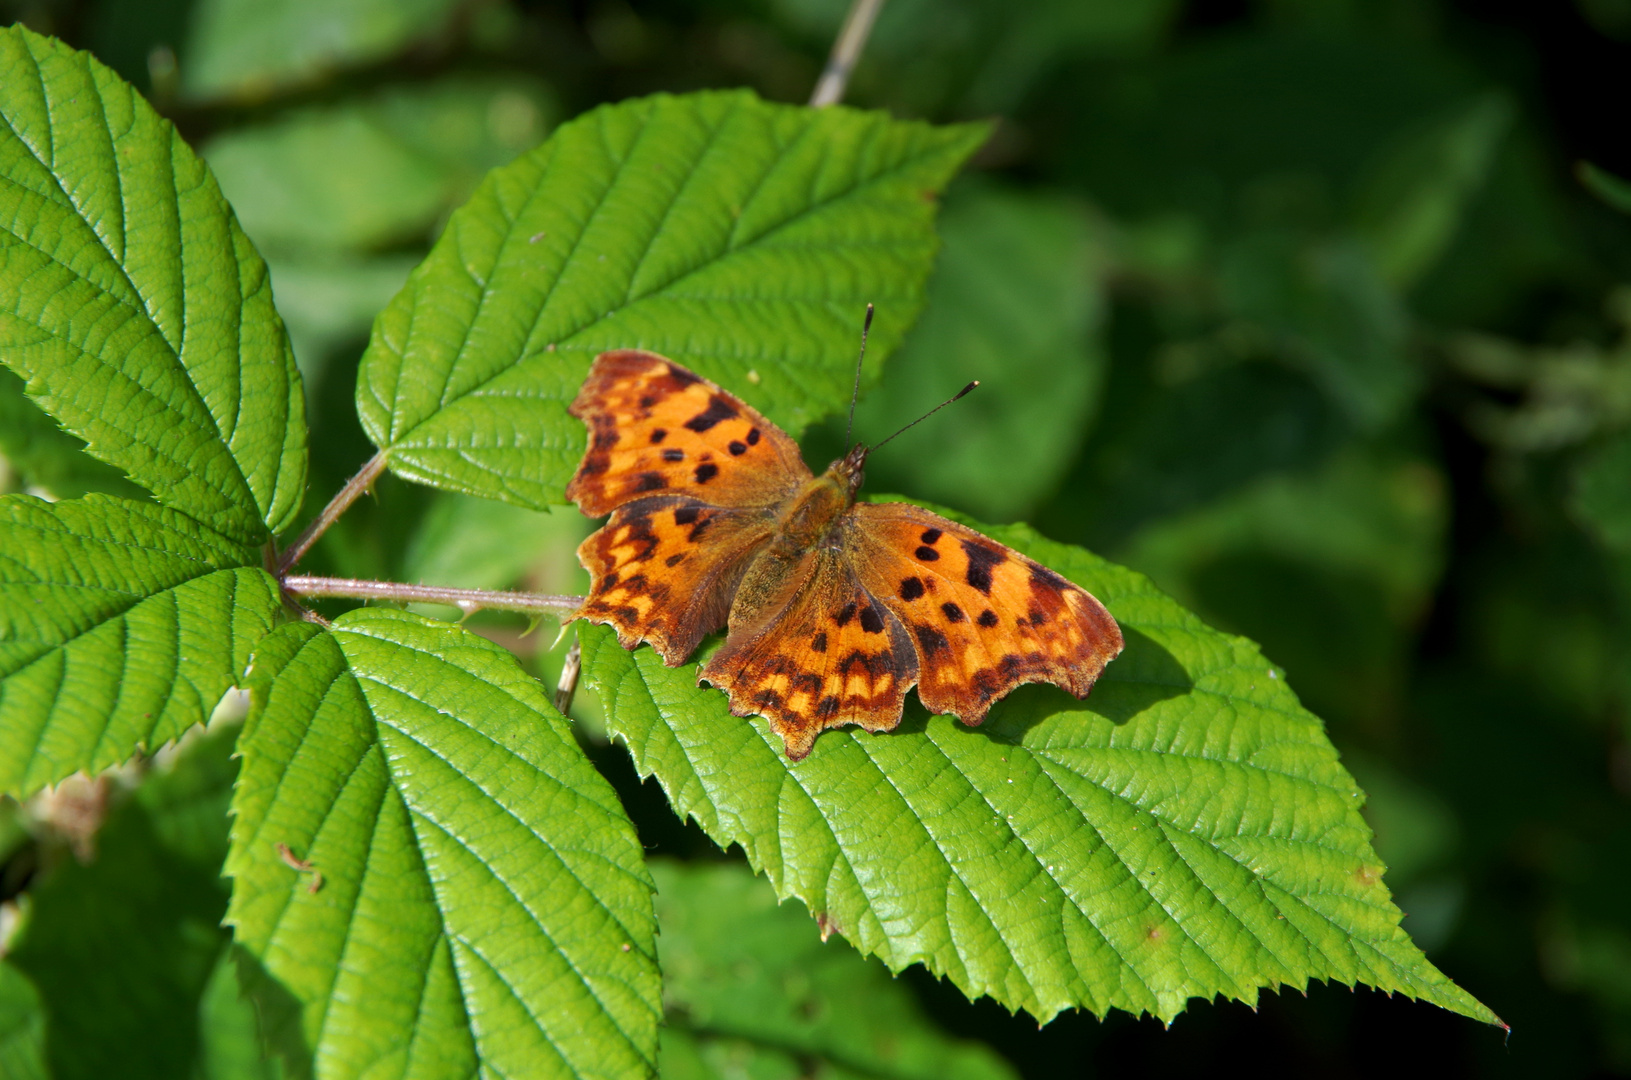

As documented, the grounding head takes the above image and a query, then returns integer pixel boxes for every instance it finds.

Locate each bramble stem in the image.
[276,451,388,574]
[283,575,582,618]
[809,0,885,107]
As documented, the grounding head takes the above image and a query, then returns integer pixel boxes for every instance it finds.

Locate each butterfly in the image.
[565,349,1123,760]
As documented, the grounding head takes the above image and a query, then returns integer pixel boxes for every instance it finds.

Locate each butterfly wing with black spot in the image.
[566,350,809,515]
[698,547,919,760]
[844,502,1122,724]
[567,351,810,665]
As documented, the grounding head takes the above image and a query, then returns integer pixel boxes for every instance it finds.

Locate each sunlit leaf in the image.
[582,505,1498,1027]
[229,609,660,1079]
[357,89,987,509]
[0,495,278,798]
[0,26,307,545]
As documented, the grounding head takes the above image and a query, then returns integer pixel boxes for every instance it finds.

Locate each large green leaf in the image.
[0,27,307,546]
[854,182,1110,523]
[0,495,279,798]
[1574,428,1631,554]
[581,506,1499,1027]
[183,0,462,101]
[228,608,660,1080]
[0,965,46,1080]
[357,90,987,509]
[654,859,1016,1080]
[6,718,240,1080]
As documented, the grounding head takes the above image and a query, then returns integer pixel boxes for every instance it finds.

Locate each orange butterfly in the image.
[566,350,1123,760]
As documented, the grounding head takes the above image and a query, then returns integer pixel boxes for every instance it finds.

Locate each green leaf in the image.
[6,719,241,1080]
[228,608,660,1080]
[654,859,1016,1080]
[1574,428,1631,554]
[196,948,284,1080]
[205,79,552,256]
[0,495,279,798]
[0,27,308,546]
[0,365,144,500]
[0,965,47,1080]
[1350,94,1511,290]
[182,0,463,101]
[1218,232,1413,428]
[1577,161,1631,216]
[854,182,1110,523]
[357,89,988,509]
[581,506,1499,1027]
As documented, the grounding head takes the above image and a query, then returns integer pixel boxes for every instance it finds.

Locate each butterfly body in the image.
[567,350,1122,760]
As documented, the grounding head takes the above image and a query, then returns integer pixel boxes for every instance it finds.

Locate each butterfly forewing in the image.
[845,502,1123,724]
[567,350,809,516]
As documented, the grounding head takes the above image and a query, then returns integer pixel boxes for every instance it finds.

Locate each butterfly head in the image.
[828,442,871,497]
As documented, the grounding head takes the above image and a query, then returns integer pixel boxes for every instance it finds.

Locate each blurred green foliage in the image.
[2,0,1629,1076]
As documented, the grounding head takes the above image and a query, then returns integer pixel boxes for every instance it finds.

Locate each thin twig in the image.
[276,451,388,574]
[809,0,886,107]
[283,575,583,618]
[555,636,582,715]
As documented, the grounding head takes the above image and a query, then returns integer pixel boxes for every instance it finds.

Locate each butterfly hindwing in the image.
[700,548,919,760]
[845,502,1123,725]
[567,350,810,517]
[576,498,778,665]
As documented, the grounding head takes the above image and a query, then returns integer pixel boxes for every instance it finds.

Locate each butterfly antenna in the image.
[844,304,875,451]
[871,380,979,453]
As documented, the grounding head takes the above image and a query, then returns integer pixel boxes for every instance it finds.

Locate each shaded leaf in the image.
[0,964,46,1080]
[581,505,1497,1027]
[655,859,1016,1080]
[205,78,553,255]
[228,609,660,1080]
[854,182,1110,523]
[1350,94,1510,290]
[0,27,307,545]
[0,495,279,798]
[0,365,144,500]
[6,720,241,1080]
[357,89,987,509]
[1573,428,1631,554]
[1578,161,1631,215]
[196,948,284,1080]
[183,0,462,101]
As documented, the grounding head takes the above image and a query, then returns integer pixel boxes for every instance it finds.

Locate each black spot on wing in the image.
[635,472,665,492]
[684,395,738,433]
[921,528,942,545]
[977,609,999,628]
[835,602,858,627]
[650,428,667,444]
[859,602,884,634]
[941,602,965,623]
[594,431,619,450]
[811,632,828,653]
[639,395,657,409]
[747,428,761,445]
[899,577,925,601]
[673,506,700,526]
[815,695,840,718]
[665,553,685,567]
[1029,561,1073,593]
[961,540,1006,595]
[915,624,949,655]
[915,546,940,561]
[662,448,684,462]
[694,463,719,484]
[666,365,701,388]
[728,440,747,456]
